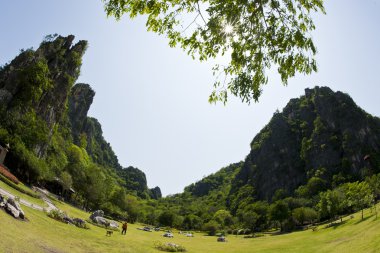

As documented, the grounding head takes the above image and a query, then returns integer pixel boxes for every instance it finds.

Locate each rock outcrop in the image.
[230,86,380,201]
[0,35,87,158]
[149,186,162,200]
[5,198,25,219]
[89,209,118,228]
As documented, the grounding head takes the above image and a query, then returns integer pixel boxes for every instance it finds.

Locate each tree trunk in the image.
[375,203,378,219]
[361,209,364,220]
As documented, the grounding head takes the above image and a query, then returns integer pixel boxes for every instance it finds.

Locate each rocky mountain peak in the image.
[0,35,88,157]
[68,83,95,139]
[230,86,380,202]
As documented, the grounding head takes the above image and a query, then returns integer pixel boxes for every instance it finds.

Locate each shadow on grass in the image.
[269,230,292,236]
[354,215,373,225]
[323,220,347,230]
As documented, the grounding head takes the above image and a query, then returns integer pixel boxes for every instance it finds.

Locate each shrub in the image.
[47,209,66,221]
[72,218,88,229]
[154,242,186,252]
[202,220,220,236]
[0,165,19,184]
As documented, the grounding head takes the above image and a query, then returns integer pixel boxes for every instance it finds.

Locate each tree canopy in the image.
[103,0,325,103]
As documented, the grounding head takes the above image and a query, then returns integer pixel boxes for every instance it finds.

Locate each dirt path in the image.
[0,187,57,212]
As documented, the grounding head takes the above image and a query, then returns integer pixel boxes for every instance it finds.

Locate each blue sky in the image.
[1,0,379,195]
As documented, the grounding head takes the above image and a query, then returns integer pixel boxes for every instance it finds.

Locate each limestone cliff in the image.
[0,35,87,157]
[230,86,380,202]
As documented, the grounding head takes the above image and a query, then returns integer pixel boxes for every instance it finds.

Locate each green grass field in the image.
[1,198,380,253]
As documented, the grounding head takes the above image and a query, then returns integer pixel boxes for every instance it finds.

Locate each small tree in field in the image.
[203,220,221,236]
[292,207,318,225]
[344,181,373,220]
[317,188,345,223]
[269,200,290,232]
[213,209,233,229]
[366,174,380,218]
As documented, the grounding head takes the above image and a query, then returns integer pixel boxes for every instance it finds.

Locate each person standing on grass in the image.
[122,221,128,235]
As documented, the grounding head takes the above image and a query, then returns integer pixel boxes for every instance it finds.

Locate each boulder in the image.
[109,220,119,229]
[217,236,226,242]
[89,210,119,228]
[6,203,20,218]
[90,210,104,221]
[5,198,24,219]
[0,194,5,207]
[93,216,109,226]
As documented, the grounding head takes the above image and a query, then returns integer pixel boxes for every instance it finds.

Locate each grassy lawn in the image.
[1,201,380,253]
[0,180,47,208]
[53,201,91,220]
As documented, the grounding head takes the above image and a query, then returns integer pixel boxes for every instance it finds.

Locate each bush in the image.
[47,209,66,221]
[154,242,186,252]
[0,165,19,184]
[202,220,220,236]
[72,218,88,229]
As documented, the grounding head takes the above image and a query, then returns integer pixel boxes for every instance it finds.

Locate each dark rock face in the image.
[231,86,380,201]
[118,166,149,198]
[34,35,87,132]
[149,186,162,200]
[68,83,95,140]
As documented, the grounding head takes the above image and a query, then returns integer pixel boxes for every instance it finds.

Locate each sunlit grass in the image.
[1,199,380,253]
